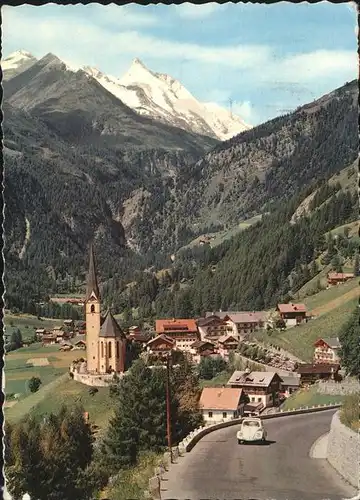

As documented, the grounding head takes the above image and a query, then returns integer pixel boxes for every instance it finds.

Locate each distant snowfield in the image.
[2,51,252,141]
[1,50,35,70]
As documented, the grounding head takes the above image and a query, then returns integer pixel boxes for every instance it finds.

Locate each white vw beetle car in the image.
[236,417,267,444]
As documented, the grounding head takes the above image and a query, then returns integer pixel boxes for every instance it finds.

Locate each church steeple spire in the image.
[86,243,100,301]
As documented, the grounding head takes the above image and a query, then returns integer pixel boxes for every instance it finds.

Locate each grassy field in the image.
[281,384,346,411]
[5,374,115,432]
[209,215,263,248]
[5,343,82,397]
[303,278,359,314]
[255,296,358,362]
[4,313,63,340]
[178,214,263,253]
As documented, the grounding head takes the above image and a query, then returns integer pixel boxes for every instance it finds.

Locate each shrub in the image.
[340,393,360,431]
[28,377,42,393]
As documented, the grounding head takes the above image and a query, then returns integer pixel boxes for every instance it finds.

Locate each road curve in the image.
[162,410,356,500]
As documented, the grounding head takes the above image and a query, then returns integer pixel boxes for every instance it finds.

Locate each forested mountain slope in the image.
[180,80,358,227]
[3,63,358,313]
[107,160,358,319]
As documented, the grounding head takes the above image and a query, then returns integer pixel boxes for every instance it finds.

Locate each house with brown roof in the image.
[276,303,307,328]
[313,337,341,365]
[224,312,267,338]
[42,333,58,345]
[35,328,47,339]
[146,334,176,359]
[217,334,239,360]
[190,340,216,363]
[296,363,340,385]
[127,330,152,346]
[199,387,246,424]
[279,374,301,398]
[327,272,354,286]
[205,311,267,339]
[197,315,231,341]
[227,370,283,408]
[155,318,199,353]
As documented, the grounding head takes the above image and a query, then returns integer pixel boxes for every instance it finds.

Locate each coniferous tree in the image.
[101,359,178,472]
[5,405,96,500]
[339,308,360,379]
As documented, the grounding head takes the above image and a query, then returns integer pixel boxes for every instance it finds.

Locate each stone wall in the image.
[316,379,360,396]
[327,410,360,488]
[73,372,116,387]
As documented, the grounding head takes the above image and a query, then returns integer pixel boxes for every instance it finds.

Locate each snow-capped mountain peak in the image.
[115,59,251,139]
[3,49,252,140]
[82,65,104,79]
[2,50,37,70]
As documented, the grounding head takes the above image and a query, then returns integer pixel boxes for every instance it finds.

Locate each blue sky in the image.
[2,2,358,125]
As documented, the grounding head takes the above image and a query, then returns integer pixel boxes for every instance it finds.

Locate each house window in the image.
[90,304,95,313]
[258,397,262,402]
[116,342,119,358]
[108,342,112,358]
[222,412,227,418]
[208,411,213,418]
[101,341,104,357]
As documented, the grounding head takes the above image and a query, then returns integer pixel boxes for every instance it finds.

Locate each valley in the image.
[2,5,359,499]
[2,50,358,320]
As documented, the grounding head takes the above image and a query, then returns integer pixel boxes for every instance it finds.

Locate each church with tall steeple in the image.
[85,244,127,375]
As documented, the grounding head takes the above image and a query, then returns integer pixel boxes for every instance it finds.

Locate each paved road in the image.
[162,410,356,500]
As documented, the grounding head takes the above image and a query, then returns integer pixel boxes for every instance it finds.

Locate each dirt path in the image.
[311,287,360,317]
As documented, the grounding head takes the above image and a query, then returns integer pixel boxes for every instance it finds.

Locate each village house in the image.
[155,318,199,353]
[146,334,175,359]
[35,328,47,339]
[75,320,86,334]
[128,325,141,335]
[296,363,340,385]
[279,374,301,398]
[190,340,216,364]
[205,311,267,339]
[59,334,86,351]
[313,337,341,365]
[42,333,58,345]
[199,387,246,424]
[327,272,354,286]
[227,370,283,408]
[63,319,75,334]
[196,315,231,341]
[217,334,239,360]
[52,325,71,343]
[224,312,267,338]
[276,303,308,328]
[127,329,152,346]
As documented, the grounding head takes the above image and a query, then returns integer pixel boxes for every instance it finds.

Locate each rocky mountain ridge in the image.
[2,50,251,140]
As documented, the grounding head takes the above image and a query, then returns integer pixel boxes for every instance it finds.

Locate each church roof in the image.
[86,243,100,301]
[99,310,125,339]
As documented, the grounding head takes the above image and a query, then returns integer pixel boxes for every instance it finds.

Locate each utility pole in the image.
[166,352,173,463]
